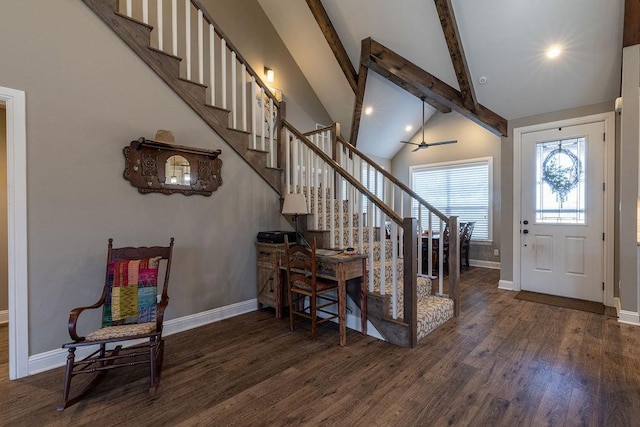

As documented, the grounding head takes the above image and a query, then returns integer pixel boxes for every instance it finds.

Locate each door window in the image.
[535,137,586,224]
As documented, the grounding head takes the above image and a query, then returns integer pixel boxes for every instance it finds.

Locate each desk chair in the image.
[58,238,174,410]
[284,236,339,340]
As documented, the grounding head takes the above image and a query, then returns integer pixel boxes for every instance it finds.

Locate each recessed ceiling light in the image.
[546,44,562,59]
[364,106,373,115]
[405,125,413,132]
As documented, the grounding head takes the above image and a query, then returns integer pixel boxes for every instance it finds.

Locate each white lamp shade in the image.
[281,193,308,215]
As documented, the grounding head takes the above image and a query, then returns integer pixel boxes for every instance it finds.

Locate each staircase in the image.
[303,186,454,342]
[280,124,459,346]
[82,0,460,347]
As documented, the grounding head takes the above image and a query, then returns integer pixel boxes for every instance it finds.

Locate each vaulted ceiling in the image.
[258,0,624,159]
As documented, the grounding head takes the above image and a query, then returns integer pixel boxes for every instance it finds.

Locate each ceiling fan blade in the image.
[400,140,420,146]
[426,140,458,147]
[411,146,422,152]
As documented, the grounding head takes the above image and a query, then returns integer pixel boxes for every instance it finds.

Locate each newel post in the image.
[448,216,460,316]
[403,217,418,347]
[331,122,340,162]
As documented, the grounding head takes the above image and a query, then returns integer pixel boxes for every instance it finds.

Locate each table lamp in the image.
[281,193,309,245]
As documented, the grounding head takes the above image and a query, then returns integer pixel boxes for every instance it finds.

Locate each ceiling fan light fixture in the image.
[398,100,458,153]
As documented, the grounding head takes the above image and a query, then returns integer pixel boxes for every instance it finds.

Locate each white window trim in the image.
[410,156,493,243]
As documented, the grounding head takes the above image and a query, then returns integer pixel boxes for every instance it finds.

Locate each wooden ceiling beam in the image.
[362,38,507,136]
[433,0,478,112]
[624,0,640,47]
[349,40,370,145]
[349,64,368,145]
[424,96,452,114]
[349,40,371,146]
[305,0,359,93]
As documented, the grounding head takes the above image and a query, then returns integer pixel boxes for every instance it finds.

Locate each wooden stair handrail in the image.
[307,127,448,222]
[336,134,448,222]
[190,0,280,106]
[283,120,402,226]
[303,124,334,138]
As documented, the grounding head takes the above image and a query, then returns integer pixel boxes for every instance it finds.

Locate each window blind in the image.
[411,159,491,240]
[361,163,383,216]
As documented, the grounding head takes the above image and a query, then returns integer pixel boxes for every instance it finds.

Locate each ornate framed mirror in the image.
[123,137,222,196]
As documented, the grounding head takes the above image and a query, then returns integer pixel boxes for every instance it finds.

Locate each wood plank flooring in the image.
[2,267,640,426]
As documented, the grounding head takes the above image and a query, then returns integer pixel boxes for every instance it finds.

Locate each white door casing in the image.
[520,122,604,301]
[0,85,29,379]
[512,113,615,305]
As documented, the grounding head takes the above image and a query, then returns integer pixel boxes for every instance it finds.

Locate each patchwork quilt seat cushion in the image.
[102,257,161,327]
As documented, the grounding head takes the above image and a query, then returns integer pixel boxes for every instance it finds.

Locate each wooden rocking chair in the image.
[58,238,174,411]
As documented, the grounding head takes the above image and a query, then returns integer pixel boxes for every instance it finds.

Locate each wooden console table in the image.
[314,253,368,346]
[257,242,368,346]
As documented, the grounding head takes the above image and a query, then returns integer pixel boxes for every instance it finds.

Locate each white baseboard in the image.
[469,259,500,270]
[0,310,7,324]
[618,309,640,326]
[163,299,257,336]
[498,280,514,291]
[28,299,258,376]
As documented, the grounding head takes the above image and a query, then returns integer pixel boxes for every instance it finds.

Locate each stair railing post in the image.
[157,0,163,51]
[209,23,215,105]
[185,0,191,81]
[402,217,418,347]
[276,100,286,165]
[197,9,204,84]
[448,216,460,317]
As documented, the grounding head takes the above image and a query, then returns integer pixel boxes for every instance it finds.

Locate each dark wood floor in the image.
[2,268,640,426]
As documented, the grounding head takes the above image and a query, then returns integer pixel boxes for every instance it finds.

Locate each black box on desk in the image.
[257,231,297,244]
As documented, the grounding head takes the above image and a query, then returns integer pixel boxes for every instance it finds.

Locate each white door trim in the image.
[512,112,615,306]
[0,86,29,379]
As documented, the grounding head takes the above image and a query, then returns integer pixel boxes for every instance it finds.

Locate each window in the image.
[357,163,384,229]
[535,137,585,224]
[361,163,383,210]
[410,157,492,241]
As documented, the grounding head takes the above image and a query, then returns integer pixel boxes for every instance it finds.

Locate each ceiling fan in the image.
[400,100,457,152]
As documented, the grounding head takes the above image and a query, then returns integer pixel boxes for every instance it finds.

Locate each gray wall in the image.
[500,101,615,286]
[0,0,328,354]
[0,105,6,313]
[391,111,502,263]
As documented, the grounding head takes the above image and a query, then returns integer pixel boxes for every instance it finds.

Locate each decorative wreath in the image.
[541,147,582,203]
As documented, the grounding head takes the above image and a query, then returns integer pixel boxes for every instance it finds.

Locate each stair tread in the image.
[177,76,208,89]
[114,10,153,30]
[148,46,181,61]
[204,103,231,114]
[416,296,454,341]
